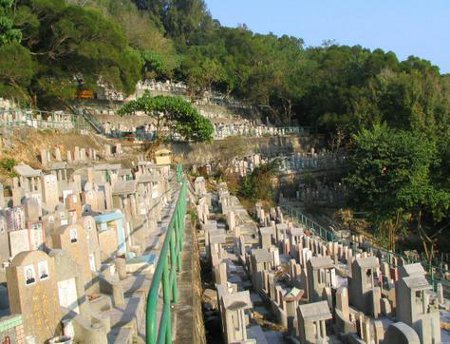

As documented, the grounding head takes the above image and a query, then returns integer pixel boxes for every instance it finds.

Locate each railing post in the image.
[170,231,179,303]
[175,210,182,272]
[162,259,172,344]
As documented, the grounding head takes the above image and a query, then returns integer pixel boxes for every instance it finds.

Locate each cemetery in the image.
[1,0,449,342]
[194,176,449,344]
[0,89,448,343]
[0,138,184,343]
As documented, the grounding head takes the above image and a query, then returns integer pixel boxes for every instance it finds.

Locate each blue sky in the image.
[204,0,450,73]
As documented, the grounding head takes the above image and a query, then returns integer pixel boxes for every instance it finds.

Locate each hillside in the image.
[0,0,447,132]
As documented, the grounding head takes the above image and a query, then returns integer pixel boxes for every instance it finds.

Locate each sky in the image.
[204,0,450,73]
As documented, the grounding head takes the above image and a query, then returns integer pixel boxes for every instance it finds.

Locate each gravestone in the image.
[41,174,59,211]
[9,230,31,258]
[49,249,90,317]
[23,197,41,223]
[7,251,61,344]
[54,148,62,162]
[51,224,92,291]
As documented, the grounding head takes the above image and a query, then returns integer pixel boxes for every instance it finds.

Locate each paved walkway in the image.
[105,178,181,343]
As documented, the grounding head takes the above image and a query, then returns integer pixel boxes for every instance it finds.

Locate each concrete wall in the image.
[173,214,206,344]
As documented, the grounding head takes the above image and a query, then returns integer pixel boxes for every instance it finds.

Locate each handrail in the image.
[280,202,338,242]
[146,169,187,344]
[280,201,450,295]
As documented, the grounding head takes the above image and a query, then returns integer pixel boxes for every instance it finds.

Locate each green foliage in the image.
[7,0,147,105]
[0,156,18,177]
[141,50,179,79]
[239,160,280,201]
[346,124,432,218]
[0,42,33,99]
[118,93,214,142]
[0,156,16,171]
[345,124,449,237]
[0,0,22,45]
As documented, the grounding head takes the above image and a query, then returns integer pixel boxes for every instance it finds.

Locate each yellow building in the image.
[154,148,172,166]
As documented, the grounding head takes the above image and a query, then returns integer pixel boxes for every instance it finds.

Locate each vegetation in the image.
[239,160,280,202]
[345,124,450,257]
[0,0,448,251]
[1,0,446,131]
[118,93,214,142]
[0,157,18,177]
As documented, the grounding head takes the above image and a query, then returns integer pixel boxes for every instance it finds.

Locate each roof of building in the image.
[252,249,273,263]
[112,180,136,195]
[222,290,252,310]
[94,164,122,171]
[298,301,332,321]
[259,226,274,236]
[289,227,304,237]
[276,223,288,231]
[95,211,124,223]
[209,232,226,244]
[308,256,334,269]
[402,276,431,290]
[13,164,42,178]
[400,263,426,278]
[284,287,304,302]
[137,174,159,184]
[49,162,68,170]
[355,256,380,269]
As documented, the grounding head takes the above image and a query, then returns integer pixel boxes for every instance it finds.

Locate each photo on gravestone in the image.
[24,265,36,285]
[38,261,49,280]
[70,228,78,243]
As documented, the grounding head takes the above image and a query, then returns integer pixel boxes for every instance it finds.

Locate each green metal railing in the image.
[281,203,338,242]
[146,168,187,344]
[281,201,450,296]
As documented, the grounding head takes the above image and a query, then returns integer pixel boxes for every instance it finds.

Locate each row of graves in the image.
[0,156,177,343]
[101,118,295,142]
[279,149,347,173]
[40,147,99,168]
[295,181,347,207]
[134,80,188,98]
[0,100,75,132]
[231,154,266,177]
[103,122,157,142]
[232,149,347,180]
[214,123,291,140]
[194,177,449,344]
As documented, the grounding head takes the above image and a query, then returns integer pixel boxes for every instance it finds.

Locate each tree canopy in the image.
[118,93,214,142]
[0,0,448,252]
[4,0,450,144]
[345,124,449,252]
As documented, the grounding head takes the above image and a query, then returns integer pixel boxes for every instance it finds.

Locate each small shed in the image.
[154,148,172,166]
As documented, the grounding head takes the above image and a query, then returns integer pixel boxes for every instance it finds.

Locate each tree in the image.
[0,0,22,45]
[14,0,143,105]
[0,42,34,100]
[239,159,280,202]
[118,93,214,143]
[344,124,445,251]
